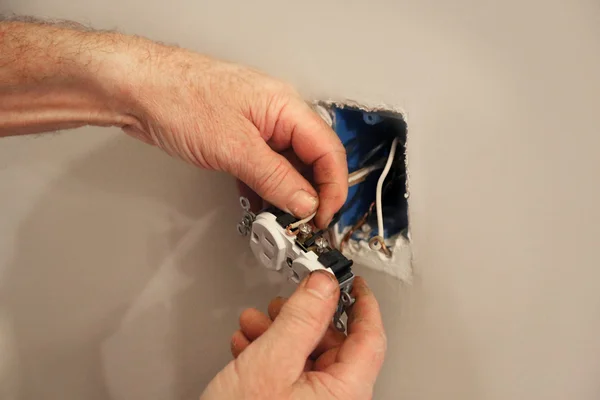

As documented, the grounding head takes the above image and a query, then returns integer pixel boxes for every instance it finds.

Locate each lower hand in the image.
[200,273,386,399]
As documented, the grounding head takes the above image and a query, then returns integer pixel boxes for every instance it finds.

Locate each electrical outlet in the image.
[237,201,357,332]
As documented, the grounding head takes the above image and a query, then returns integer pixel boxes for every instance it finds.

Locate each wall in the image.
[1,0,600,399]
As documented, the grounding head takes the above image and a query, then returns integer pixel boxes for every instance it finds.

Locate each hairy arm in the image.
[0,17,347,225]
[0,18,147,136]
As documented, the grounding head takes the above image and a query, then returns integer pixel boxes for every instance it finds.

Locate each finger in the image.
[240,270,340,385]
[276,100,348,228]
[267,296,287,321]
[235,137,319,219]
[268,296,346,359]
[230,330,250,358]
[324,277,386,386]
[239,308,272,341]
[313,346,340,372]
[278,149,313,182]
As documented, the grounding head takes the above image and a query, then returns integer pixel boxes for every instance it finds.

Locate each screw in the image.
[298,223,312,237]
[315,236,328,253]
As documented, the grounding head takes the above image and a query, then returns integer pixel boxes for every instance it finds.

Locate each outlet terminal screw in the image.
[315,236,328,253]
[298,223,312,237]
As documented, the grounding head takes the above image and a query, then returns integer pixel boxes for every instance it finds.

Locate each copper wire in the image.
[340,202,376,252]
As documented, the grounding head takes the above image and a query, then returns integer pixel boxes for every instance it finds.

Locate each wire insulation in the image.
[288,212,317,229]
[376,137,399,240]
[348,160,386,187]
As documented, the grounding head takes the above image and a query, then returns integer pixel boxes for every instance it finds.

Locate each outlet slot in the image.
[264,236,275,249]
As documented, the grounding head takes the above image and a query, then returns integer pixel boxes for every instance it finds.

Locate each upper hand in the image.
[122,44,348,227]
[200,273,387,400]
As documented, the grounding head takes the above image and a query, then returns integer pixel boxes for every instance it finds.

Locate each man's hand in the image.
[125,47,348,227]
[201,273,387,400]
[0,20,348,227]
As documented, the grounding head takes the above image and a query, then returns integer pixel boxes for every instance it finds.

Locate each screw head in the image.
[298,223,312,236]
[315,236,328,250]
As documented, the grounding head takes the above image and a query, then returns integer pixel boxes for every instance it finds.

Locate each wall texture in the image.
[1,0,600,399]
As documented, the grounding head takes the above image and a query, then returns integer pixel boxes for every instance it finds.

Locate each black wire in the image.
[357,139,393,168]
[327,182,366,228]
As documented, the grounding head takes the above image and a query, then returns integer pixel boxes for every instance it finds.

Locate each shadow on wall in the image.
[362,267,485,400]
[0,135,286,399]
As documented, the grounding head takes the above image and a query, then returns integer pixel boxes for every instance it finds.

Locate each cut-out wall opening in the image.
[314,102,412,280]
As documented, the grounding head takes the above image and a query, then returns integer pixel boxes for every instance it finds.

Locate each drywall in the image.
[1,0,600,399]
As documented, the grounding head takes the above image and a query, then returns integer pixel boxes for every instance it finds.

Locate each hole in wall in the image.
[314,102,410,265]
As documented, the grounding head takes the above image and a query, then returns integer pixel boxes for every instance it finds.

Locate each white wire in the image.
[348,160,386,187]
[287,145,395,233]
[375,137,399,241]
[288,212,317,229]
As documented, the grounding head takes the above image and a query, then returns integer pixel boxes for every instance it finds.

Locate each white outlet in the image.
[249,212,329,281]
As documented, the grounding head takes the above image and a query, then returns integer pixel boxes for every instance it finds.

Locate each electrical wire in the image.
[287,212,317,230]
[340,202,376,252]
[375,137,399,241]
[328,183,365,229]
[358,140,390,168]
[348,159,386,187]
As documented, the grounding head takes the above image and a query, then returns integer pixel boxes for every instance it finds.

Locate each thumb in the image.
[243,270,340,384]
[235,139,319,218]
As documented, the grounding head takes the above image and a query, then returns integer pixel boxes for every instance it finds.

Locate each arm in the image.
[0,19,141,136]
[0,19,348,227]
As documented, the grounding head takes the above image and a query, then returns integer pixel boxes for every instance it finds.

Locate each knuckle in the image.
[273,80,298,97]
[358,328,388,355]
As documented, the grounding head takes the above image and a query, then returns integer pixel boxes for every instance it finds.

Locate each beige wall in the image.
[1,0,600,399]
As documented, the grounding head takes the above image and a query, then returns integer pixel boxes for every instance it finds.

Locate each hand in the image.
[0,22,348,228]
[122,44,348,227]
[200,273,387,400]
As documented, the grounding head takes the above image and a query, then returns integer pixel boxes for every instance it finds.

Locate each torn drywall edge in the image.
[311,99,414,282]
[329,223,413,283]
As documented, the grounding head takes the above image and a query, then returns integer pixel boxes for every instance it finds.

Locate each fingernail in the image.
[305,270,338,300]
[287,190,318,217]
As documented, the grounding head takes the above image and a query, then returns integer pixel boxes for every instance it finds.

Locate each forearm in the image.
[0,19,147,136]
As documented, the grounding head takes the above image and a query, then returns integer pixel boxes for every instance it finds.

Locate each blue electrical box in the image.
[327,105,408,239]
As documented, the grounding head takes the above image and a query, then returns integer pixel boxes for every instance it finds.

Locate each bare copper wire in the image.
[340,202,376,252]
[369,236,392,257]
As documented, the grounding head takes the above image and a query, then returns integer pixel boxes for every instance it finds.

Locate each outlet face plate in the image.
[237,201,358,331]
[250,214,287,271]
[249,212,323,279]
